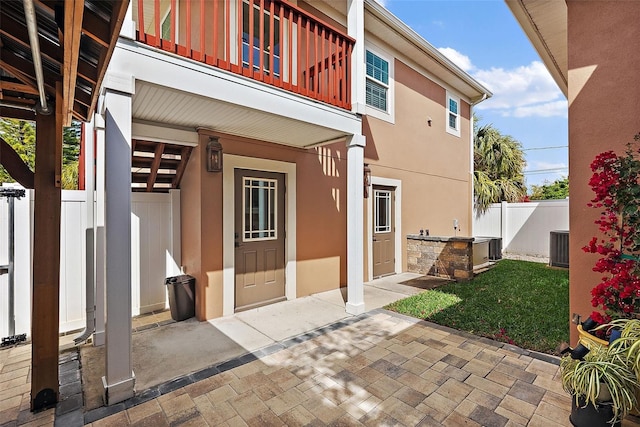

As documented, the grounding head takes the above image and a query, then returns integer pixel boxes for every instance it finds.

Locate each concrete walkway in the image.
[2,273,638,426]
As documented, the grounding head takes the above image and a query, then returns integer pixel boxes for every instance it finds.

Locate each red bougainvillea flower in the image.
[585,136,640,322]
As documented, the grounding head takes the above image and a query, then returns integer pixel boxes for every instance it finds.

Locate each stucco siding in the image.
[363,58,473,276]
[567,1,640,343]
[180,132,347,320]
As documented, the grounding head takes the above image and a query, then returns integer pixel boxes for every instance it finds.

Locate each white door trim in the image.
[222,154,297,316]
[367,177,402,282]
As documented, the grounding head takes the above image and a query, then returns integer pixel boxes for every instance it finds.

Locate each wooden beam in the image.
[146,142,165,192]
[0,54,56,98]
[0,9,98,85]
[0,106,36,121]
[30,82,62,411]
[0,136,35,189]
[0,61,39,95]
[82,6,110,48]
[173,146,193,189]
[63,0,84,126]
[88,1,129,121]
[0,81,39,95]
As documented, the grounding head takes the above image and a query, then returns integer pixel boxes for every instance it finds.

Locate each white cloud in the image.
[437,48,567,118]
[437,47,474,73]
[372,0,388,7]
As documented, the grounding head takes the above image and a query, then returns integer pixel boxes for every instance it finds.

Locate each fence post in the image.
[501,201,508,250]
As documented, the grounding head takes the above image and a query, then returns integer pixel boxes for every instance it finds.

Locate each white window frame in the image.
[242,177,278,241]
[446,91,461,137]
[364,44,394,124]
[374,189,391,233]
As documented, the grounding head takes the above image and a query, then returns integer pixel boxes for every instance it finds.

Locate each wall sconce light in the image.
[206,138,223,172]
[363,163,371,198]
[427,116,432,127]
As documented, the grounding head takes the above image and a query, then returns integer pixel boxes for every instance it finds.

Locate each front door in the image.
[234,169,286,311]
[372,186,395,278]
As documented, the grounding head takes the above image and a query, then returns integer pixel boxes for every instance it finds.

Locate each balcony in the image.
[134,0,354,110]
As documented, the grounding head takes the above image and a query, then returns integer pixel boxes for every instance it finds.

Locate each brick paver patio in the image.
[85,311,572,426]
[5,309,640,426]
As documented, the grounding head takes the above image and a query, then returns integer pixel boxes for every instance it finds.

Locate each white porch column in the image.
[346,134,366,315]
[348,0,366,115]
[94,114,106,347]
[101,74,135,405]
[167,189,182,278]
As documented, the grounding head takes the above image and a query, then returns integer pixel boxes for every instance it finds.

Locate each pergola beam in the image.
[0,136,35,189]
[30,82,62,411]
[62,0,84,126]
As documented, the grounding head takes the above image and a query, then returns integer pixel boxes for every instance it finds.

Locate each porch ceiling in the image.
[133,81,352,148]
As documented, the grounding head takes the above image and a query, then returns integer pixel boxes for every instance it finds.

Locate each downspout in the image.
[23,0,51,115]
[75,122,96,345]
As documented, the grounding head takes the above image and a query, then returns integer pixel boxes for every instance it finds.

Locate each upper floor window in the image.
[366,50,389,111]
[242,0,281,77]
[160,3,177,42]
[446,92,461,137]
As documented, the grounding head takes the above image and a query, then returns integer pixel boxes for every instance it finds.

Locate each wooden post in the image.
[31,83,63,411]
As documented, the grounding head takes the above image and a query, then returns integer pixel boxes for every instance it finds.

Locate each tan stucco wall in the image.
[567,1,640,344]
[181,132,347,320]
[363,59,473,274]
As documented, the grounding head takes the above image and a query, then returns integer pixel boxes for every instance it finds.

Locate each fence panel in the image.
[474,200,569,258]
[0,188,178,338]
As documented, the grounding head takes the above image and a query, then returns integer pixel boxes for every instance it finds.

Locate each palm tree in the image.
[474,123,526,214]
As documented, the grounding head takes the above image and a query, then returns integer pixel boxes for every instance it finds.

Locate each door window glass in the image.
[243,177,277,240]
[375,190,391,233]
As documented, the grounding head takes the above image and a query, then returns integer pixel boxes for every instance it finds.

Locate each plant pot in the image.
[570,396,620,427]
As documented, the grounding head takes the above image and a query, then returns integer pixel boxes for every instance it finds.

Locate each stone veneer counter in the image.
[406,235,473,281]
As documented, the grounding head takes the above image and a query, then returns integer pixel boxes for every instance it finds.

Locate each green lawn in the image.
[384,259,569,354]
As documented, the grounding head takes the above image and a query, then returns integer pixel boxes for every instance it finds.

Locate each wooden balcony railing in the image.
[135,0,354,110]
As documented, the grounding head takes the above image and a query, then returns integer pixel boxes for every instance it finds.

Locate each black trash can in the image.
[165,275,196,321]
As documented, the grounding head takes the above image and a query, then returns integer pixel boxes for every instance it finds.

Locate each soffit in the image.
[133,81,351,148]
[506,0,568,97]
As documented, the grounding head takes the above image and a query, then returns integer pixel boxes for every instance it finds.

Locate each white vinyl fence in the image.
[0,186,180,338]
[474,200,569,258]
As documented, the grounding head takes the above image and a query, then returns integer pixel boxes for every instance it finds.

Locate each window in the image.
[243,178,277,241]
[374,190,391,233]
[242,0,281,77]
[160,4,176,41]
[366,50,389,111]
[446,92,460,137]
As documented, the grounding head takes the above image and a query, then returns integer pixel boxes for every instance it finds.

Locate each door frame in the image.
[367,176,402,282]
[223,154,297,316]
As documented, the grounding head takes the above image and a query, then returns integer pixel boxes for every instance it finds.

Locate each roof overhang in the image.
[0,0,129,124]
[506,0,568,98]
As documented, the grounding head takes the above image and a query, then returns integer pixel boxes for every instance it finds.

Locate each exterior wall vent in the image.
[550,230,569,268]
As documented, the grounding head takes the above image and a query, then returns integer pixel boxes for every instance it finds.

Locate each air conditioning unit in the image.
[488,237,502,260]
[550,230,569,268]
[476,237,502,260]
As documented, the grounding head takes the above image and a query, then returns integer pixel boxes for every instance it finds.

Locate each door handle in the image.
[235,241,242,248]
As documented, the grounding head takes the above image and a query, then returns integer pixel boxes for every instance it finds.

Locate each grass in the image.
[384,259,569,354]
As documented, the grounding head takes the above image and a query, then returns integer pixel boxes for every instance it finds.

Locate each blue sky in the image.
[380,0,569,189]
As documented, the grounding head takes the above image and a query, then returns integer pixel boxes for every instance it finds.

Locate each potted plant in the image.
[561,342,638,427]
